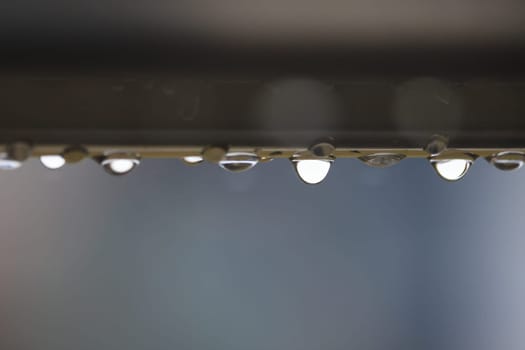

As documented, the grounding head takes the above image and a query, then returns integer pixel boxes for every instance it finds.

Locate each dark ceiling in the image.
[1,0,524,75]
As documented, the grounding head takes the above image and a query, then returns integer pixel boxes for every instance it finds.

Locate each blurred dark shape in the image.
[0,0,524,76]
[255,79,342,130]
[394,78,464,136]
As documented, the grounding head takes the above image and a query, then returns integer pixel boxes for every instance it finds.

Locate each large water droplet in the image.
[293,159,333,185]
[431,158,472,181]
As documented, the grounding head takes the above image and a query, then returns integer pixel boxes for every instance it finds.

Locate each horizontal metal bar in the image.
[3,145,523,160]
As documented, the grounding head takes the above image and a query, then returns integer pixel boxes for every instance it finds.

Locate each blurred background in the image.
[1,158,524,350]
[1,0,525,349]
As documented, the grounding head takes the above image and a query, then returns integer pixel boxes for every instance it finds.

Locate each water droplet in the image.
[183,155,204,165]
[101,154,141,176]
[7,142,32,161]
[62,147,88,163]
[359,153,405,168]
[431,158,472,181]
[0,154,22,170]
[202,146,227,164]
[309,142,335,157]
[488,151,525,171]
[293,159,333,185]
[219,152,259,173]
[425,135,449,156]
[40,155,66,170]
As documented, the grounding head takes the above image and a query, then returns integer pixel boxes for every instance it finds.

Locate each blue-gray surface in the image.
[1,158,524,350]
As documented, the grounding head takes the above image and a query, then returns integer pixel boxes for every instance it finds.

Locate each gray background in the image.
[1,158,524,350]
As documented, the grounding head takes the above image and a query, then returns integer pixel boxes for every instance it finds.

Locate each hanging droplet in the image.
[183,155,204,165]
[40,155,66,170]
[100,153,141,176]
[431,158,472,181]
[488,151,525,171]
[0,154,22,170]
[358,153,406,168]
[219,152,259,173]
[293,159,333,185]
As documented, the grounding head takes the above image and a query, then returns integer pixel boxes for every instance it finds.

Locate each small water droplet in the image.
[425,135,449,156]
[0,153,22,170]
[309,142,335,157]
[183,156,204,165]
[359,153,405,168]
